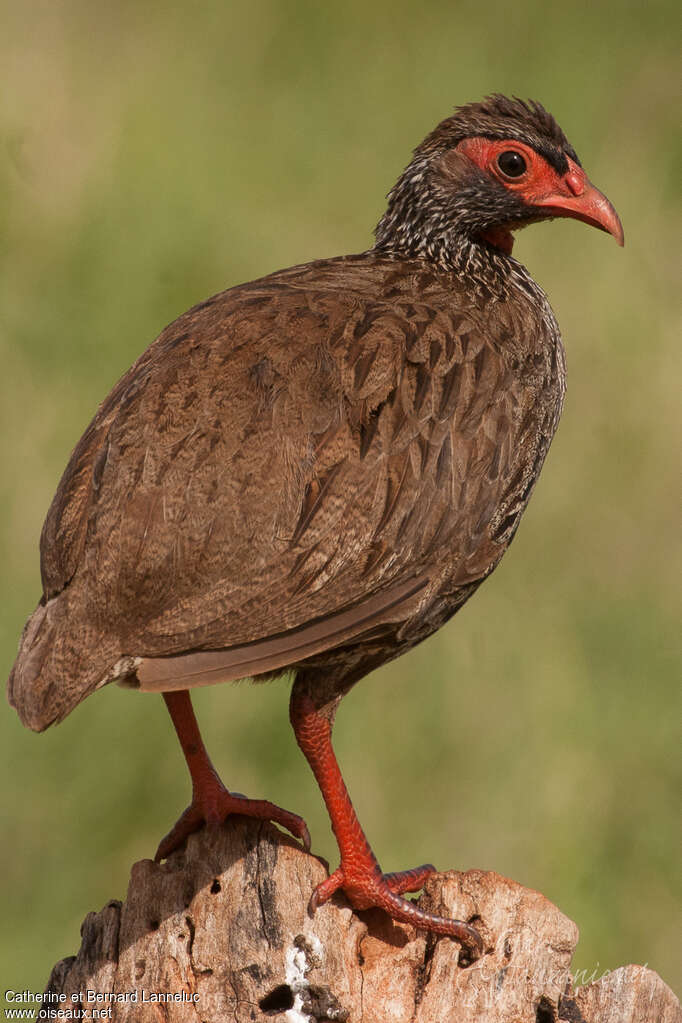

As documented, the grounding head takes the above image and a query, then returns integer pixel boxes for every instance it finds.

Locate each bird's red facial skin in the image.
[458,137,563,202]
[457,136,624,249]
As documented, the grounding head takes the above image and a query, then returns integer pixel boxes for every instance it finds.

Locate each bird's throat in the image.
[479,226,515,255]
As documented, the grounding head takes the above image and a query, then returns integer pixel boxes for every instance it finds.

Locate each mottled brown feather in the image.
[8,248,564,730]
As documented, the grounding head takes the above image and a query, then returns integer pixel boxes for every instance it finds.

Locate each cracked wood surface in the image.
[43,820,679,1022]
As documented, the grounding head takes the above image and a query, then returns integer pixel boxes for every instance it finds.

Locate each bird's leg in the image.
[155,690,310,861]
[289,676,482,950]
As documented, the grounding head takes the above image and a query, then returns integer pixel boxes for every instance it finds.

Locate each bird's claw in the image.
[154,787,311,861]
[309,860,482,955]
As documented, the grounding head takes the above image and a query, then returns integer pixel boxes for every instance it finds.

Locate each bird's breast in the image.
[373,285,567,625]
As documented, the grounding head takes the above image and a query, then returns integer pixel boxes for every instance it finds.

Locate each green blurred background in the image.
[1,0,679,1003]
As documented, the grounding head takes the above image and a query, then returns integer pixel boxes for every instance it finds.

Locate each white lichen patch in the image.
[284,933,324,1023]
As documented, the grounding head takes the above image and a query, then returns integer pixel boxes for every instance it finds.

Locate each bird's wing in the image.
[40,255,541,689]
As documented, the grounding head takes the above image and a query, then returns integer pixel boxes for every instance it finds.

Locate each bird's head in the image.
[374,95,623,265]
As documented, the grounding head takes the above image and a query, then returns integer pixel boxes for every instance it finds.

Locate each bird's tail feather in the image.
[7,594,117,732]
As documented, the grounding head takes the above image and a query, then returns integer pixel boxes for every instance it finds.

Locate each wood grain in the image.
[42,821,679,1022]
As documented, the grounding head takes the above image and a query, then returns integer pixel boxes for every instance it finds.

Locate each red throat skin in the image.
[480,226,515,254]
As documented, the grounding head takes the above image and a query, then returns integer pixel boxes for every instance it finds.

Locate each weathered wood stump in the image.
[43,820,679,1022]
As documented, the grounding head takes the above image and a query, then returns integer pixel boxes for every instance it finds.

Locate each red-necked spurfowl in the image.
[8,95,623,951]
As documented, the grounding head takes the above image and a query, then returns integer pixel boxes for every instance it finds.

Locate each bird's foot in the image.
[310,860,482,953]
[154,783,311,862]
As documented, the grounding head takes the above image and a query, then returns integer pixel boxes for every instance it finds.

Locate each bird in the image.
[8,95,622,951]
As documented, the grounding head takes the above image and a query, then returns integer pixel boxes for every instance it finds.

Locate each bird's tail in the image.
[7,592,118,732]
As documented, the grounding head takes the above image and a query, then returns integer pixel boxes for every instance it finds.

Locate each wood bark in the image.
[42,820,679,1022]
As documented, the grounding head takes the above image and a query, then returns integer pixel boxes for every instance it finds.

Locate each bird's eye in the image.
[496,151,527,178]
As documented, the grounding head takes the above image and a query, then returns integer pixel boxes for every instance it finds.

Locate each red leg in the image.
[289,680,482,951]
[155,690,310,861]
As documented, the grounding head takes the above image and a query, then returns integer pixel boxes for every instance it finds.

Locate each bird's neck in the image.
[374,212,520,303]
[373,156,511,281]
[373,167,555,321]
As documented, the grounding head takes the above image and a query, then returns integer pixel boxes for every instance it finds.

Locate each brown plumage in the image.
[8,96,622,945]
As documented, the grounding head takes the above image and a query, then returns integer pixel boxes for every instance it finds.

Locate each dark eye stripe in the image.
[478,132,571,174]
[497,151,527,177]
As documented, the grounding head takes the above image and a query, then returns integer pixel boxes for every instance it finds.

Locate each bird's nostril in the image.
[565,171,584,196]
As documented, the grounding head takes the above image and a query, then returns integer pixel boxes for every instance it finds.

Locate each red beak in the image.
[534,165,624,246]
